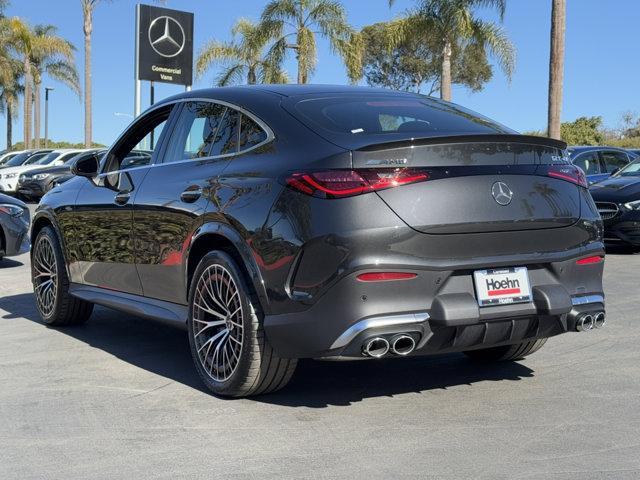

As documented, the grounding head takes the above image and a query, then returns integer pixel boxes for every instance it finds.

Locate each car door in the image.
[71,104,176,294]
[572,151,603,184]
[600,150,630,178]
[132,100,242,304]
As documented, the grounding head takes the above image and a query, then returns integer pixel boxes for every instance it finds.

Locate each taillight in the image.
[547,164,588,188]
[576,255,604,265]
[285,169,429,198]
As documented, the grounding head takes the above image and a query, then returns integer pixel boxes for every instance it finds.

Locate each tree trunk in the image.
[247,66,256,84]
[547,0,566,140]
[6,102,12,150]
[441,40,452,102]
[83,6,93,148]
[23,58,32,148]
[33,81,41,148]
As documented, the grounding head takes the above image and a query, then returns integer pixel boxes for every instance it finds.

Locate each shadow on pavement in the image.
[1,292,535,407]
[0,258,24,268]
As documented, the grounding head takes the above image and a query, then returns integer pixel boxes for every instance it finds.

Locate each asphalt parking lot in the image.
[1,205,639,479]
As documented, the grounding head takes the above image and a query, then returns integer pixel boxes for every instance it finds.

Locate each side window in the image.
[573,152,600,175]
[239,114,268,150]
[164,102,227,162]
[601,151,629,173]
[210,108,241,156]
[104,106,171,173]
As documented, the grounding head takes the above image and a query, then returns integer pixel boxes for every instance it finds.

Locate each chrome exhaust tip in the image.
[576,314,594,332]
[390,335,416,356]
[363,337,390,358]
[594,312,606,329]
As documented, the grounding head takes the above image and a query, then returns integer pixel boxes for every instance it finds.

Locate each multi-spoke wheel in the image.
[192,264,244,382]
[187,251,297,397]
[31,226,93,326]
[33,235,58,318]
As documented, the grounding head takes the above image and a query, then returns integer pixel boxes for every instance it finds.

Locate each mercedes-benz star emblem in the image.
[491,181,513,206]
[148,16,185,58]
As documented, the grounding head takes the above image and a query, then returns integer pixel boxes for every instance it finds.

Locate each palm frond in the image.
[216,63,246,87]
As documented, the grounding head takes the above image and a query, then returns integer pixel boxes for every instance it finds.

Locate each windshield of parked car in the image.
[33,152,61,165]
[614,159,640,176]
[3,152,32,167]
[0,153,18,165]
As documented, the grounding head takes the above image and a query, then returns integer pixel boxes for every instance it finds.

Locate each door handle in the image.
[114,191,131,206]
[180,186,202,203]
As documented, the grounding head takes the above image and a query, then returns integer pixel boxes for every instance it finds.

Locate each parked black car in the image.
[30,85,606,397]
[0,192,30,261]
[590,158,640,248]
[18,150,105,200]
[568,146,636,184]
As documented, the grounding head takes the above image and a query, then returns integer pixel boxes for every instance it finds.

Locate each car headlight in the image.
[3,173,17,179]
[623,200,640,210]
[0,203,24,217]
[33,173,50,180]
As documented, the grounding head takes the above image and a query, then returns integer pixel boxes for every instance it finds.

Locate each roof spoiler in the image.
[356,134,567,152]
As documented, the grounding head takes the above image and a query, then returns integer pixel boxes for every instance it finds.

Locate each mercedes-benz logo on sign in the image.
[148,16,185,58]
[491,181,513,206]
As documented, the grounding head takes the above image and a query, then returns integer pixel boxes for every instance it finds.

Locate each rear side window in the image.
[239,114,267,150]
[210,108,241,156]
[601,150,629,173]
[165,102,227,162]
[293,96,512,137]
[572,152,601,175]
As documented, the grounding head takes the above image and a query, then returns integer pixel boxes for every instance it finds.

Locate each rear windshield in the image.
[293,96,514,138]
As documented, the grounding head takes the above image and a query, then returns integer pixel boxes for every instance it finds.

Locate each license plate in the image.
[473,267,532,307]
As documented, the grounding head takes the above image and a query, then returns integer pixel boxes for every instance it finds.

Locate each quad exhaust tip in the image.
[575,311,606,332]
[363,337,390,358]
[390,335,416,356]
[576,314,594,332]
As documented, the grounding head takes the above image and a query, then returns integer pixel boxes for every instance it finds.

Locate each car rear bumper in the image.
[264,252,606,359]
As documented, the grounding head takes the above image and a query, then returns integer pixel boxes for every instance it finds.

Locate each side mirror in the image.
[53,159,64,166]
[72,155,99,177]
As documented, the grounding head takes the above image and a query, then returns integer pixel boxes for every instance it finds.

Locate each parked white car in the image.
[0,149,83,194]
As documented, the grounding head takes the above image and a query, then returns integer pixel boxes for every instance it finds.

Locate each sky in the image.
[2,0,638,147]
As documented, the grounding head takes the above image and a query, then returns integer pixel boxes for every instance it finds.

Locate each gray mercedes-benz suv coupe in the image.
[30,85,605,397]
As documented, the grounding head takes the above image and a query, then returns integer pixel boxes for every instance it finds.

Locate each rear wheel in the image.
[187,251,297,397]
[31,226,93,326]
[463,338,547,362]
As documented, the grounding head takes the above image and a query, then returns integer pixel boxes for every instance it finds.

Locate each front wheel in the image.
[463,338,547,362]
[187,251,297,397]
[31,226,93,325]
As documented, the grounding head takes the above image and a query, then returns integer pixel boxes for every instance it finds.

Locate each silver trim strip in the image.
[571,294,605,306]
[99,96,275,177]
[330,312,430,350]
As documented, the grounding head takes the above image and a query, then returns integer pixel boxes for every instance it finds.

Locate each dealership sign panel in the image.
[136,4,193,86]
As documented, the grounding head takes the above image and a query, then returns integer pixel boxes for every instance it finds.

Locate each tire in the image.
[187,251,297,397]
[31,226,93,326]
[463,338,547,362]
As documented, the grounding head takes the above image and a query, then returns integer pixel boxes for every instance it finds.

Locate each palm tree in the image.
[547,0,565,140]
[81,0,102,148]
[0,65,22,150]
[387,0,515,102]
[30,24,80,148]
[5,17,35,148]
[260,0,353,84]
[196,18,288,86]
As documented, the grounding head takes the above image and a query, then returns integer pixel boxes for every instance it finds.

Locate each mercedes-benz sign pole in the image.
[134,4,194,117]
